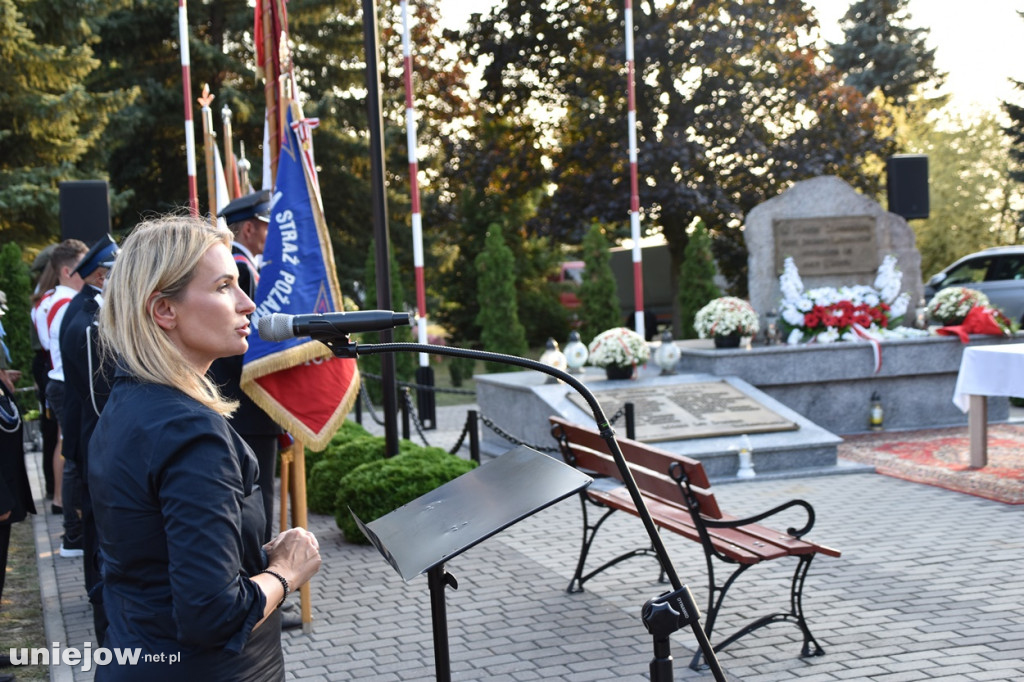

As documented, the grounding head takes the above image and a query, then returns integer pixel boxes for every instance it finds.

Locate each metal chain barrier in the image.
[607,406,626,426]
[358,383,386,426]
[477,413,561,454]
[357,372,628,456]
[399,388,432,448]
[447,419,471,456]
[360,372,476,396]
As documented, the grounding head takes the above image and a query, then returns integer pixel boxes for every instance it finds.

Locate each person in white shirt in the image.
[29,256,61,508]
[41,240,87,557]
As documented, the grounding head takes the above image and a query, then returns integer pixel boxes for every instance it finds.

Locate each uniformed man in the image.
[60,234,118,644]
[209,190,284,543]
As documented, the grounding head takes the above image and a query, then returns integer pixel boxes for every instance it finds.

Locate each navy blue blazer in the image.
[59,284,110,471]
[0,381,35,525]
[89,372,282,681]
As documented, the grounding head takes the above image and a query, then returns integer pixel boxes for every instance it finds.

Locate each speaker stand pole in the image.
[427,564,457,682]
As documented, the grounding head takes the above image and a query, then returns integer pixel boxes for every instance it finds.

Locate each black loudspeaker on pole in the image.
[59,180,112,244]
[886,154,929,220]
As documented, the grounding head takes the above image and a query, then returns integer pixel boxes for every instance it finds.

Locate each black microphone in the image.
[257,310,412,342]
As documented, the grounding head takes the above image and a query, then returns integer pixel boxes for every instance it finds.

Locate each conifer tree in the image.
[0,243,33,378]
[677,222,721,340]
[577,224,622,343]
[0,0,132,244]
[475,225,529,372]
[829,0,944,106]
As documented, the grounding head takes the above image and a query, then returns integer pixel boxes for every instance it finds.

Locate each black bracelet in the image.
[262,569,289,609]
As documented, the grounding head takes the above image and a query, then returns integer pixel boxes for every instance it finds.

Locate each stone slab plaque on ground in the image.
[475,369,847,479]
[565,381,797,442]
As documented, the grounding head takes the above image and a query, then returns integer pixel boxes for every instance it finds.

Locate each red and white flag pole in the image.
[625,0,645,339]
[178,0,199,217]
[402,0,429,366]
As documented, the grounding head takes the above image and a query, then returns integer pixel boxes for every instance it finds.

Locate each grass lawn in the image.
[1,515,49,680]
[429,358,483,407]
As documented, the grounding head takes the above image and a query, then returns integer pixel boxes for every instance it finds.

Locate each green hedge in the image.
[306,435,420,514]
[303,419,372,476]
[334,447,477,544]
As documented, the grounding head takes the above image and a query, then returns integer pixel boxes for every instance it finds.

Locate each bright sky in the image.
[436,0,1024,114]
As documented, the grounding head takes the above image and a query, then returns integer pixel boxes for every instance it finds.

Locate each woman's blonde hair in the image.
[99,215,237,416]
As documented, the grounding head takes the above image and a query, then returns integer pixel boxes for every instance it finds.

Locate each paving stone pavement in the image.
[25,404,1024,681]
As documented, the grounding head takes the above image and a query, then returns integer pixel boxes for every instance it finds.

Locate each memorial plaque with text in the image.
[567,381,797,442]
[773,215,878,277]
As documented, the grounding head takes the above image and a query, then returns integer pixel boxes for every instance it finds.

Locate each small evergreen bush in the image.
[306,435,420,514]
[476,224,529,372]
[447,354,475,387]
[304,419,372,475]
[307,436,386,514]
[334,448,477,544]
[677,221,721,339]
[577,224,622,342]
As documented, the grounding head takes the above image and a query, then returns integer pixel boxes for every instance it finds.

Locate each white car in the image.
[924,246,1024,322]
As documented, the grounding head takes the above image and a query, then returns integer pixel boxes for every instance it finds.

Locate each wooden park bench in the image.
[549,416,842,669]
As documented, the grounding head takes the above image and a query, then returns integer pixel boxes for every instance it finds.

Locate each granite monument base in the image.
[677,334,1020,435]
[476,369,851,481]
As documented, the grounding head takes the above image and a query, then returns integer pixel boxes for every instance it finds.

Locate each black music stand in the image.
[353,445,593,682]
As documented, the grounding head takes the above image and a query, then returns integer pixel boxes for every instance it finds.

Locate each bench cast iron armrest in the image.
[699,499,816,539]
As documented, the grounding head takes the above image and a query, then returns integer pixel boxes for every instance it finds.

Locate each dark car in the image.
[924,246,1024,322]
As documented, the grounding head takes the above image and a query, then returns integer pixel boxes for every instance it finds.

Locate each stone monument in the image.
[746,175,924,326]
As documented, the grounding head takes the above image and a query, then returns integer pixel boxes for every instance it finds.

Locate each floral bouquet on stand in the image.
[587,327,650,378]
[778,255,914,345]
[928,287,1014,342]
[693,297,760,345]
[925,286,990,325]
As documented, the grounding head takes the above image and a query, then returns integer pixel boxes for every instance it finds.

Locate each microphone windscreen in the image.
[257,313,294,342]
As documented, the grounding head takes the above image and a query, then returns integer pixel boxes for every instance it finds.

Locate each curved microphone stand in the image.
[313,334,728,682]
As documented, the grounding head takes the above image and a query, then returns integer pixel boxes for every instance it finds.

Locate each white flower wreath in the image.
[587,327,650,368]
[693,297,760,339]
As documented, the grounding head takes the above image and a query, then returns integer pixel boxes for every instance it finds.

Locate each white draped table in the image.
[952,343,1024,467]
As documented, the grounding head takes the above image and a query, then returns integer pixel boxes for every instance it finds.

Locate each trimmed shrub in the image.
[334,447,477,544]
[306,435,422,514]
[303,419,372,475]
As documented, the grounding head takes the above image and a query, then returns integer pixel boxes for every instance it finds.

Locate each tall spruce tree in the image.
[577,224,622,344]
[475,225,529,372]
[0,0,133,244]
[0,243,34,380]
[677,222,721,340]
[829,0,944,106]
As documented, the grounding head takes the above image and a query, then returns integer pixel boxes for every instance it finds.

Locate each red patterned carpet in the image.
[839,423,1024,504]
